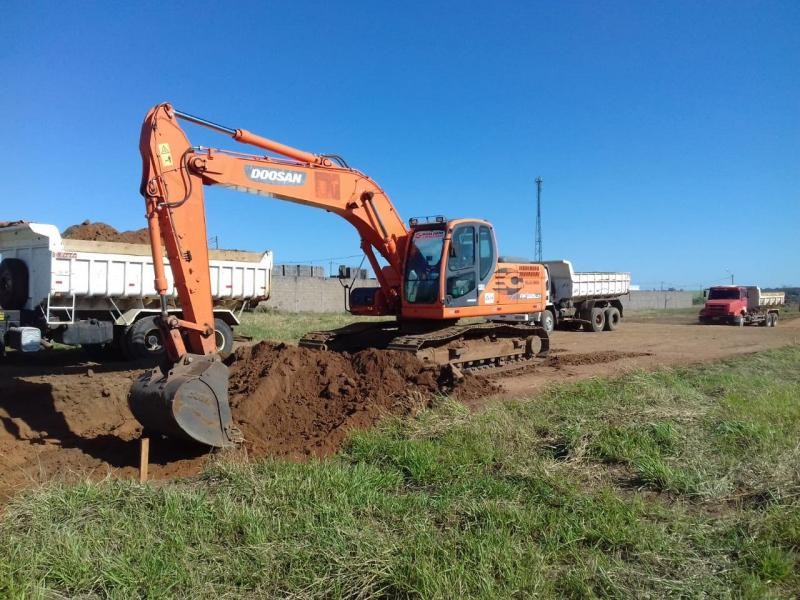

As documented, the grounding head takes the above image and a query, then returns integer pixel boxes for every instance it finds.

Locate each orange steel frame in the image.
[139,103,546,360]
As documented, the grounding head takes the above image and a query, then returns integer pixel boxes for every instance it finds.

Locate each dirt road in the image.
[495,317,800,399]
[1,318,797,501]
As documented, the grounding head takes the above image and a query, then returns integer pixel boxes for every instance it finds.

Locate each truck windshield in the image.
[708,288,740,300]
[405,228,444,304]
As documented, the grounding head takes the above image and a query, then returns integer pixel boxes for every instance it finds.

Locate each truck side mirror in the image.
[338,265,352,280]
[703,289,708,299]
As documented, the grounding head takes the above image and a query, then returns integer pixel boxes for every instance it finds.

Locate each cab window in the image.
[404,228,445,304]
[448,226,475,271]
[478,226,493,279]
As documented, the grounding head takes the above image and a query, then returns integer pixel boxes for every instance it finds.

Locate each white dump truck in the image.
[492,259,630,333]
[0,222,272,359]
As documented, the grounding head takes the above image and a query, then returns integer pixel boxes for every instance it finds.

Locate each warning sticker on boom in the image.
[158,143,173,167]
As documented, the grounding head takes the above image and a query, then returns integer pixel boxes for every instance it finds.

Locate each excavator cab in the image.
[401,219,498,318]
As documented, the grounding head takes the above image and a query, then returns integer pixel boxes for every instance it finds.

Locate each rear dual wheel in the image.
[584,307,606,332]
[126,316,234,361]
[604,307,621,331]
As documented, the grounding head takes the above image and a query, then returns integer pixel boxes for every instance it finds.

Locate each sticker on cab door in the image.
[484,292,495,304]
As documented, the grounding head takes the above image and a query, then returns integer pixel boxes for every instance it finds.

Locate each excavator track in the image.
[299,321,549,374]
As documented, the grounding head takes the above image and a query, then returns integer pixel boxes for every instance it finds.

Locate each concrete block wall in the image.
[264,279,695,314]
[264,276,380,313]
[620,291,694,311]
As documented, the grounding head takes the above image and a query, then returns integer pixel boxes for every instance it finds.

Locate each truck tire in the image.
[604,307,620,331]
[126,316,165,360]
[771,313,778,327]
[0,258,29,310]
[214,318,234,355]
[584,307,606,332]
[540,310,555,335]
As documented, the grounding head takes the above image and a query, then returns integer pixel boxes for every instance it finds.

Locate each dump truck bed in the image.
[542,260,630,303]
[0,222,272,310]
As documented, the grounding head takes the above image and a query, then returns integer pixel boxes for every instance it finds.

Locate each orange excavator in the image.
[129,103,549,447]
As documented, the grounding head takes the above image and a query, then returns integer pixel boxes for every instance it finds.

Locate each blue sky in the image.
[1,1,797,288]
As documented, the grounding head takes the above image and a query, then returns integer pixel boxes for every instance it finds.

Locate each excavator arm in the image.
[131,103,411,447]
[139,103,408,360]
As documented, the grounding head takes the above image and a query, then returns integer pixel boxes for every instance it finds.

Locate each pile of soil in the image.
[226,342,497,458]
[62,221,150,244]
[545,350,652,368]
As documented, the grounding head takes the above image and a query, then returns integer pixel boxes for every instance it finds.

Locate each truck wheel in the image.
[770,314,778,327]
[0,258,29,310]
[126,316,165,360]
[584,307,606,332]
[214,318,234,355]
[540,310,555,335]
[604,307,621,331]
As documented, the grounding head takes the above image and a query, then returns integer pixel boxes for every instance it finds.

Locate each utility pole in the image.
[535,177,543,262]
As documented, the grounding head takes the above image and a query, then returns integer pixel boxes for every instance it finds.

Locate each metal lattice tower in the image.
[535,177,543,262]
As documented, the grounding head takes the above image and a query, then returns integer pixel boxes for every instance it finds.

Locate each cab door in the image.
[444,224,479,308]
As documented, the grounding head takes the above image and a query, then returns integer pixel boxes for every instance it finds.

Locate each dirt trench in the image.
[0,344,495,500]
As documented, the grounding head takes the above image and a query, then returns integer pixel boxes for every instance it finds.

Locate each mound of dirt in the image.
[226,342,497,458]
[62,220,150,244]
[545,350,652,368]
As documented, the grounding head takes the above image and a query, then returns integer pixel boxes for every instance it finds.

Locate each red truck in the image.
[699,286,784,327]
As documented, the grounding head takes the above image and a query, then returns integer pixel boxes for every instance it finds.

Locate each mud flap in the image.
[128,354,241,448]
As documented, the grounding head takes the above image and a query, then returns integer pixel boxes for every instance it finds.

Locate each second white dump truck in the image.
[0,222,272,359]
[493,259,630,333]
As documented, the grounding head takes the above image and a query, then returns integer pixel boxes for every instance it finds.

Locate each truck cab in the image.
[700,286,747,324]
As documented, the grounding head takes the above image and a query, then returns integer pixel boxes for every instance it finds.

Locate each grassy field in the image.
[236,309,375,342]
[239,304,800,342]
[1,348,799,598]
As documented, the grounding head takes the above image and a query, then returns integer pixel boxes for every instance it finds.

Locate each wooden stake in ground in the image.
[139,437,150,483]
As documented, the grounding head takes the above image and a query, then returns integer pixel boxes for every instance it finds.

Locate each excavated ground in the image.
[62,221,150,244]
[1,318,798,501]
[0,344,495,500]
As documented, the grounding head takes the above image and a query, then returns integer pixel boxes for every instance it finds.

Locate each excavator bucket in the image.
[128,355,240,448]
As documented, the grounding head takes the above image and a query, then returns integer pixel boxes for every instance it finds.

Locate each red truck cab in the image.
[700,285,782,327]
[699,286,747,324]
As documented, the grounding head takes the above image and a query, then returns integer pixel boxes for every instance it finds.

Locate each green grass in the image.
[626,303,800,323]
[2,348,799,598]
[237,309,378,343]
